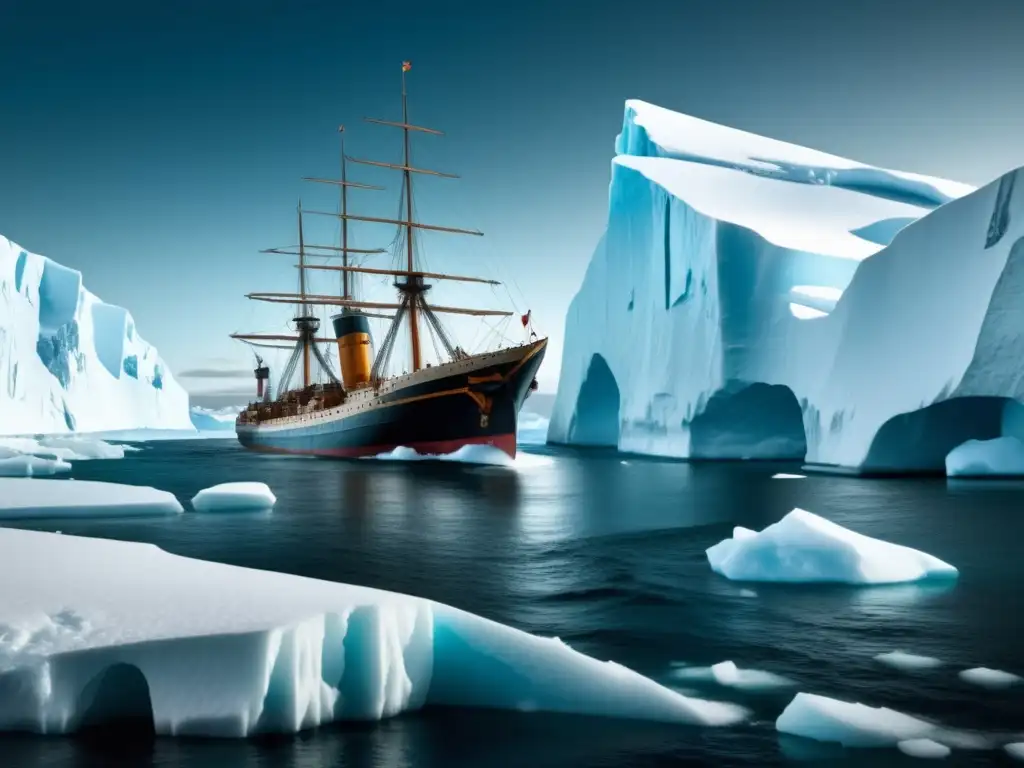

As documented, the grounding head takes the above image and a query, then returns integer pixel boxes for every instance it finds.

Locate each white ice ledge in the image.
[0,529,748,736]
[0,479,183,519]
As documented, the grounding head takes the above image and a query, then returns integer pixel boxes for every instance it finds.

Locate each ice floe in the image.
[671,661,792,691]
[945,436,1024,477]
[874,651,943,672]
[771,473,806,479]
[898,738,951,759]
[0,528,749,736]
[706,508,958,585]
[1006,743,1024,760]
[191,482,277,512]
[0,479,183,519]
[958,667,1022,689]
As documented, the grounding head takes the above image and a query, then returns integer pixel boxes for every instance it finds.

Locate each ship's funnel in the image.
[255,365,270,398]
[332,311,373,388]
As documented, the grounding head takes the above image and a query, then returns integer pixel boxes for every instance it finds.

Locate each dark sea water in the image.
[2,437,1024,767]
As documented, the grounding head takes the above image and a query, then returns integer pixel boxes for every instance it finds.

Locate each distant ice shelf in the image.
[0,528,749,736]
[547,99,1024,474]
[0,234,193,436]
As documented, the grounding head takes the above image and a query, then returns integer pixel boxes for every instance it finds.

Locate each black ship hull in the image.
[236,339,545,459]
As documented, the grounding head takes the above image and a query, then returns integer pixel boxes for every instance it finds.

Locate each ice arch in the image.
[567,354,621,447]
[76,663,155,735]
[689,382,807,460]
[862,396,1012,474]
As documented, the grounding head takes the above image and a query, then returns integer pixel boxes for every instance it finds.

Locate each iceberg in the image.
[0,478,183,518]
[0,528,748,736]
[189,405,243,432]
[705,508,958,585]
[0,234,192,436]
[548,100,1024,473]
[191,482,277,512]
[945,436,1024,477]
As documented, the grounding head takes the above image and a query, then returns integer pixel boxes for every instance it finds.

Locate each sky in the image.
[3,0,1024,405]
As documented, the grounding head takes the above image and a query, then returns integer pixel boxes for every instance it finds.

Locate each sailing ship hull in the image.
[236,339,545,459]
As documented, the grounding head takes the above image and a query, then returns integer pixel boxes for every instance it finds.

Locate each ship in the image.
[232,62,546,459]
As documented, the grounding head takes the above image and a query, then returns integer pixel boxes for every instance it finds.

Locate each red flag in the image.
[402,61,412,72]
[521,310,531,327]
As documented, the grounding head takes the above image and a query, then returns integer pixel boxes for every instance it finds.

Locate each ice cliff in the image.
[548,100,1024,472]
[0,234,192,435]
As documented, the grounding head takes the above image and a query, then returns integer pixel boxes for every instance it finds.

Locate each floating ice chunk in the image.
[772,473,806,479]
[0,528,748,736]
[946,437,1024,477]
[0,436,135,462]
[706,508,959,584]
[958,667,1022,689]
[0,478,182,519]
[367,444,552,469]
[738,589,757,598]
[898,739,951,759]
[0,454,72,477]
[776,692,935,747]
[672,660,792,691]
[875,651,943,671]
[1006,743,1024,760]
[191,482,277,512]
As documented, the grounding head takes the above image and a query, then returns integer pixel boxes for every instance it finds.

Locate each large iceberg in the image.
[548,100,1024,473]
[0,234,192,436]
[705,508,958,585]
[0,528,747,736]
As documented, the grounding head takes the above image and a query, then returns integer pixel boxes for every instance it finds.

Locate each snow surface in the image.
[191,482,277,512]
[898,739,952,759]
[0,234,192,436]
[0,528,748,736]
[946,436,1024,477]
[0,455,71,477]
[0,479,183,518]
[548,101,1024,473]
[958,667,1022,689]
[670,661,792,691]
[705,508,958,585]
[874,651,943,672]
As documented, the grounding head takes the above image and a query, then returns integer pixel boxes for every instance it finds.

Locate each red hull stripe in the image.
[243,432,518,460]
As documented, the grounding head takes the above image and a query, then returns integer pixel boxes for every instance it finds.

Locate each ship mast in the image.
[339,125,350,300]
[400,63,422,372]
[296,201,311,389]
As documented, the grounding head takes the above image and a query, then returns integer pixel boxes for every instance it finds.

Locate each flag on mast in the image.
[402,61,412,72]
[521,310,531,327]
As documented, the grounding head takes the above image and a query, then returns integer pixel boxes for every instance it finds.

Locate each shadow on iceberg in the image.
[566,354,620,447]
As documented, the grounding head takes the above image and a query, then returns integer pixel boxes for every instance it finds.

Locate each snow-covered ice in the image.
[958,667,1022,689]
[0,455,71,477]
[898,739,951,759]
[1006,743,1024,760]
[548,100,1024,473]
[0,528,749,736]
[945,437,1024,477]
[671,661,792,690]
[0,479,183,519]
[874,651,943,672]
[772,473,806,479]
[705,508,958,584]
[0,435,136,461]
[0,234,193,436]
[191,482,277,512]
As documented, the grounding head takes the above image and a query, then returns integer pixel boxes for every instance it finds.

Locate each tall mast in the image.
[401,61,422,373]
[339,125,350,300]
[297,200,311,389]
